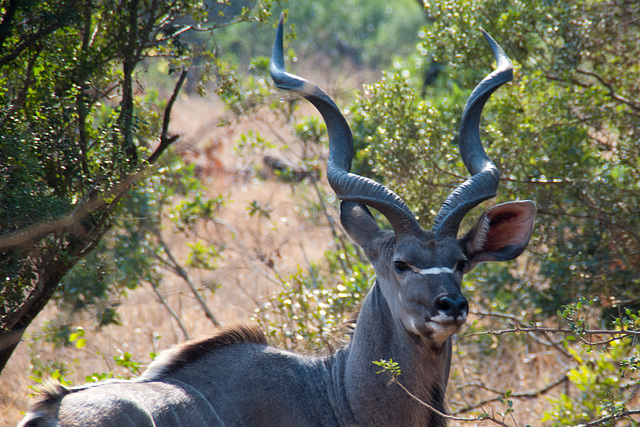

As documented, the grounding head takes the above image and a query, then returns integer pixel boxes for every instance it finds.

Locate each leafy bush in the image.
[212,0,425,69]
[253,242,372,352]
[350,0,640,319]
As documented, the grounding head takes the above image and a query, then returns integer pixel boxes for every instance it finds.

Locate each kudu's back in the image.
[19,326,349,426]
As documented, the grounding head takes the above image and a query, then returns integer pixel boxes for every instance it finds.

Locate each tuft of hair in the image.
[467,214,491,254]
[142,324,268,379]
[18,381,72,426]
[30,381,71,408]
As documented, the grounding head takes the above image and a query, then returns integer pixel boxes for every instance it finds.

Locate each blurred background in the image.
[1,0,638,425]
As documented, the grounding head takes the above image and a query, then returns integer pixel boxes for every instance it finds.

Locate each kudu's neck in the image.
[339,281,451,426]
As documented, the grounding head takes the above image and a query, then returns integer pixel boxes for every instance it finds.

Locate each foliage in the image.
[55,155,225,330]
[350,0,640,318]
[212,0,425,70]
[6,1,640,425]
[337,1,640,424]
[253,241,372,352]
[373,358,402,379]
[350,69,467,220]
[225,59,372,352]
[11,0,428,371]
[27,332,75,389]
[27,323,158,389]
[221,2,640,423]
[544,338,639,426]
[539,298,640,425]
[442,295,640,426]
[0,0,281,371]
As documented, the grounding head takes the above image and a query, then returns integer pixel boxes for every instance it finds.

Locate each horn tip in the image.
[271,12,287,81]
[478,28,512,72]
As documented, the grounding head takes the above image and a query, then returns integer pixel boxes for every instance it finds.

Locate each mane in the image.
[142,324,268,379]
[23,381,72,421]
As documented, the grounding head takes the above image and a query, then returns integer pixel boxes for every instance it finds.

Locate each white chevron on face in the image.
[416,267,455,275]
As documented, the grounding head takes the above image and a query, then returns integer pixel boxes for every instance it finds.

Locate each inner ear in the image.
[461,200,536,268]
[340,201,383,249]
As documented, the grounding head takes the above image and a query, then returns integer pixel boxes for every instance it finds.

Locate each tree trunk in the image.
[0,247,96,373]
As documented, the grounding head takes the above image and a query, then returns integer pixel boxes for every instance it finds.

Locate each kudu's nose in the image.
[435,296,468,319]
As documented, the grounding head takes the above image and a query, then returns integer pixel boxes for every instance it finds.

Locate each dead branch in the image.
[469,310,640,346]
[148,68,188,164]
[453,375,569,414]
[572,409,640,427]
[157,235,221,328]
[387,376,521,426]
[147,281,191,340]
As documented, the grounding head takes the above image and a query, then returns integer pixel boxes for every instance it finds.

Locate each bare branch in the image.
[147,282,191,340]
[157,235,221,328]
[468,325,640,340]
[453,375,569,414]
[572,409,640,427]
[388,377,481,423]
[575,67,640,112]
[148,68,188,164]
[468,310,640,345]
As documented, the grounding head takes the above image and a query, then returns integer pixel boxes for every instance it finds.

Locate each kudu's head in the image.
[270,15,535,348]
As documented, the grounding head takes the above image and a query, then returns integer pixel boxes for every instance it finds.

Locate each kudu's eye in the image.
[394,261,411,274]
[455,259,470,273]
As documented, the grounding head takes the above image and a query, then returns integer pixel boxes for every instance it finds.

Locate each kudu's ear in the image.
[340,201,383,249]
[460,201,536,272]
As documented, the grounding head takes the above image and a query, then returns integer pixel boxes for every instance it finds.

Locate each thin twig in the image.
[389,377,479,422]
[572,409,640,427]
[454,375,569,414]
[389,376,516,426]
[468,325,640,340]
[469,310,640,346]
[147,282,191,340]
[157,235,221,327]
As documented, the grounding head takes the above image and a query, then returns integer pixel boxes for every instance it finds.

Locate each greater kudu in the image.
[19,15,535,427]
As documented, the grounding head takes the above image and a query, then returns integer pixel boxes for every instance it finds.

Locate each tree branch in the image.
[157,235,221,328]
[0,0,21,48]
[0,169,147,251]
[573,409,640,427]
[575,67,640,112]
[453,375,569,414]
[148,68,188,164]
[147,281,191,340]
[0,0,79,67]
[0,44,43,128]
